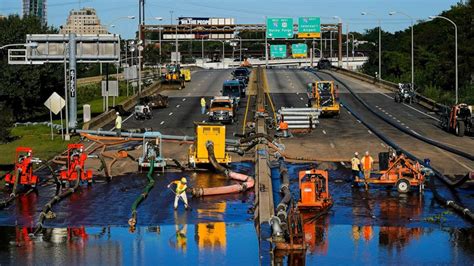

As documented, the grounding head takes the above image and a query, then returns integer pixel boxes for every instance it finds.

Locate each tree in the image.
[0,15,63,122]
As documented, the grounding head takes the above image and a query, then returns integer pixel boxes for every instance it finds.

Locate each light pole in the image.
[429,15,458,104]
[349,33,355,60]
[170,11,174,25]
[361,12,382,79]
[330,30,333,61]
[333,16,343,67]
[175,23,179,63]
[390,11,414,87]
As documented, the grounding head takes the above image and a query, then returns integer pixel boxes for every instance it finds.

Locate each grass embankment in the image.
[0,125,79,176]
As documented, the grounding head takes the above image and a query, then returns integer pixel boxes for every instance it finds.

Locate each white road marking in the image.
[182,98,186,101]
[381,143,386,147]
[169,112,173,116]
[322,130,327,135]
[160,121,165,125]
[357,120,361,123]
[330,142,335,149]
[176,104,180,108]
[380,92,440,121]
[300,97,304,101]
[368,130,373,135]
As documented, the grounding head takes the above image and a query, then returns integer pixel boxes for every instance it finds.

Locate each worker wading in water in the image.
[167,177,190,210]
[361,151,374,179]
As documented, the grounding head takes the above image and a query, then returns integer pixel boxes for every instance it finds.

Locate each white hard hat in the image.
[365,151,370,155]
[116,112,120,115]
[354,152,359,156]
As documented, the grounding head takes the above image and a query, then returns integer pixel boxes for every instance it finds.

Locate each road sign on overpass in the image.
[297,17,321,38]
[266,18,293,39]
[291,43,307,58]
[270,45,287,58]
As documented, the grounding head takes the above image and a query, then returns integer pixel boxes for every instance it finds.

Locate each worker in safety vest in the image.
[351,152,362,183]
[200,97,206,114]
[167,177,189,210]
[115,112,122,137]
[361,151,374,179]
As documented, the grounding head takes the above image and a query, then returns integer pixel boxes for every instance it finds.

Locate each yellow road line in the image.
[262,68,277,123]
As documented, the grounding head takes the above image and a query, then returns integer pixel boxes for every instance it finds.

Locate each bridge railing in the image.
[330,67,448,113]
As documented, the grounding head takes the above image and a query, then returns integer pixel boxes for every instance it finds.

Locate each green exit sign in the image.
[266,18,294,39]
[298,17,321,38]
[270,45,287,58]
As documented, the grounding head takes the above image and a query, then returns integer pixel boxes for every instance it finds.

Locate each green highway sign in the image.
[270,45,287,58]
[266,18,294,39]
[291,43,308,58]
[298,17,321,38]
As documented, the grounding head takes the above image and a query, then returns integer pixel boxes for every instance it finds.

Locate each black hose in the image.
[341,102,474,223]
[239,133,274,145]
[128,159,156,231]
[206,141,229,175]
[314,69,473,161]
[33,167,82,236]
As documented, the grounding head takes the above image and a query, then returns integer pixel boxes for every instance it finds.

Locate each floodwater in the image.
[0,162,473,265]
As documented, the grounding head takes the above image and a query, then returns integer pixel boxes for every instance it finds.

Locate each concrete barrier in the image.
[82,81,164,130]
[330,67,447,112]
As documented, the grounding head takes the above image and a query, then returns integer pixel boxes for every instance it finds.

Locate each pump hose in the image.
[341,102,474,223]
[33,167,82,236]
[313,69,473,161]
[128,159,155,231]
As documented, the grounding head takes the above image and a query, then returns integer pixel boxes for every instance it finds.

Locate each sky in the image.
[0,0,461,39]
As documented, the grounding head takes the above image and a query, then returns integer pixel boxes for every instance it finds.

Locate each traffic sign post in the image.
[270,45,287,59]
[298,17,321,38]
[291,43,308,58]
[266,18,294,39]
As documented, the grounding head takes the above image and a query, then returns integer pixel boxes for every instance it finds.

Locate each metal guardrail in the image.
[330,67,448,113]
[278,107,320,129]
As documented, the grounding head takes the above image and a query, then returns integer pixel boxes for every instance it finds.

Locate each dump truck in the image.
[307,80,340,117]
[439,103,473,137]
[208,96,236,124]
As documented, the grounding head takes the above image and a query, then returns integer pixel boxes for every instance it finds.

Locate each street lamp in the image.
[390,11,414,88]
[333,16,346,67]
[429,15,458,104]
[361,12,382,79]
[0,42,38,50]
[105,16,135,29]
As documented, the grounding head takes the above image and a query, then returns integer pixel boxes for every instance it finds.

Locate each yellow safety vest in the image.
[173,181,187,194]
[200,98,206,107]
[115,116,122,129]
[351,157,360,171]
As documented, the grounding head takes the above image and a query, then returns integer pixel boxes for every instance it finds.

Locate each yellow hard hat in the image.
[181,177,187,183]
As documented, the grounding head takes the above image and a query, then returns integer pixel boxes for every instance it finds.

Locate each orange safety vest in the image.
[361,155,373,170]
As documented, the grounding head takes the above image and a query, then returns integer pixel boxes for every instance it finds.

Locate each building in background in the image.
[60,7,108,35]
[23,0,47,24]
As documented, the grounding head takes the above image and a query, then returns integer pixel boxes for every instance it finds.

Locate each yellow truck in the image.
[307,80,340,117]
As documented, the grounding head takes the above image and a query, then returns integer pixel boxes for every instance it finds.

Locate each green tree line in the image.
[359,1,473,105]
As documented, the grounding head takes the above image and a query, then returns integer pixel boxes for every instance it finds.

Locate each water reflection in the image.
[195,202,227,250]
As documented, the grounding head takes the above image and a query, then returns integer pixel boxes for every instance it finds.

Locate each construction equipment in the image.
[394,83,416,104]
[208,96,236,124]
[140,94,169,109]
[439,103,473,137]
[297,169,333,211]
[188,123,231,168]
[59,144,93,185]
[138,132,166,172]
[5,147,41,189]
[307,81,340,117]
[355,152,426,193]
[134,104,152,120]
[164,64,185,87]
